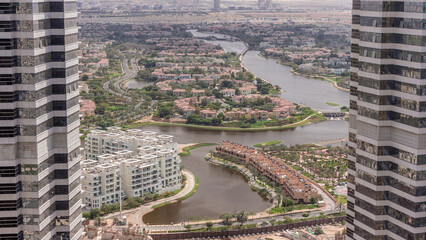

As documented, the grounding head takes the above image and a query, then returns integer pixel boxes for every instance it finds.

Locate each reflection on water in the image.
[141,31,350,224]
[143,146,270,225]
[140,121,348,224]
[191,30,349,112]
[138,120,348,146]
[126,79,152,89]
[243,51,348,112]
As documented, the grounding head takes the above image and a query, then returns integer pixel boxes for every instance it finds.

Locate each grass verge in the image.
[127,114,325,132]
[153,201,171,209]
[326,102,339,106]
[177,174,199,201]
[180,143,217,156]
[253,140,282,148]
[148,173,199,210]
[169,213,346,233]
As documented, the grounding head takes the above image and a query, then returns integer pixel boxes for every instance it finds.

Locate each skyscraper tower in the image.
[258,0,265,9]
[0,2,82,240]
[213,0,220,11]
[349,1,426,239]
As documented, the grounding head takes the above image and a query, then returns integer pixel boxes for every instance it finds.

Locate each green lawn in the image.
[126,113,325,132]
[253,140,282,148]
[268,204,318,214]
[326,102,339,106]
[153,201,171,209]
[150,174,199,209]
[177,175,199,201]
[180,143,217,156]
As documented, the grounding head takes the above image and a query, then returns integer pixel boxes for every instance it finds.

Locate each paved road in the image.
[141,157,341,232]
[142,209,345,232]
[103,170,196,225]
[102,57,137,100]
[133,170,196,226]
[99,56,157,124]
[312,184,336,211]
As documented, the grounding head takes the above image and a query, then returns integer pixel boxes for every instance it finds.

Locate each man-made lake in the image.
[137,31,349,224]
[140,120,348,224]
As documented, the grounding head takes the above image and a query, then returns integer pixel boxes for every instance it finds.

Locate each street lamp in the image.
[118,172,123,220]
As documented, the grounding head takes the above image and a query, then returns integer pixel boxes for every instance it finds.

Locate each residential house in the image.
[221,88,236,97]
[200,109,218,119]
[173,89,186,97]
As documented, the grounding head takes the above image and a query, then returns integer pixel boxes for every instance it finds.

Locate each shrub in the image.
[82,212,90,219]
[314,226,324,235]
[89,208,101,219]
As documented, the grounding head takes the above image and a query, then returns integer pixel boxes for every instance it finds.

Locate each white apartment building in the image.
[81,160,122,209]
[85,127,177,160]
[82,129,182,208]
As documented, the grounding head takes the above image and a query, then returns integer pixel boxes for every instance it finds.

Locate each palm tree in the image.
[184,225,192,231]
[220,213,233,227]
[235,211,249,227]
[94,216,102,227]
[205,222,214,231]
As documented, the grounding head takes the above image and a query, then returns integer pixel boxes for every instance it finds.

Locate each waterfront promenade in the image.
[103,169,196,226]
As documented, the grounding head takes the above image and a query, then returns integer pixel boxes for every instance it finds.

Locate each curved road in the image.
[133,169,196,226]
[102,57,137,100]
[103,170,196,225]
[140,158,341,232]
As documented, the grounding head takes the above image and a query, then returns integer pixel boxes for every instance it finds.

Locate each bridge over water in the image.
[322,112,347,119]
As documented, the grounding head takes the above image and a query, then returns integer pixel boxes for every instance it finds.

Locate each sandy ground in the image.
[231,224,345,240]
[178,143,198,153]
[135,115,153,123]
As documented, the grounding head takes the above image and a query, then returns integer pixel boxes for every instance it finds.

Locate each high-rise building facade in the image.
[0,2,81,240]
[213,0,220,11]
[349,1,426,239]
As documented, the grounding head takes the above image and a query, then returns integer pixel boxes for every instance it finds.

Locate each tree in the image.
[144,192,154,201]
[220,213,233,227]
[157,106,173,119]
[282,197,294,208]
[218,112,225,121]
[283,216,293,224]
[184,225,192,231]
[314,226,324,235]
[125,198,140,209]
[101,204,114,214]
[220,80,234,88]
[94,216,102,227]
[211,117,222,126]
[235,210,249,227]
[206,222,214,231]
[82,212,90,219]
[89,208,101,219]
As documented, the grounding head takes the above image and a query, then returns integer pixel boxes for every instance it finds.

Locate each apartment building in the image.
[0,1,81,240]
[81,160,122,209]
[85,127,177,160]
[82,129,182,208]
[215,141,319,203]
[213,0,220,11]
[349,1,426,239]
